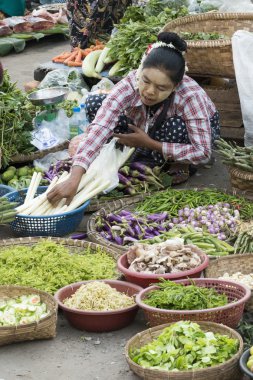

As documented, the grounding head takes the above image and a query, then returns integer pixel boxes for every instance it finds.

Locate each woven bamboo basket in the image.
[0,285,57,346]
[162,12,253,78]
[125,321,244,380]
[9,140,69,164]
[205,254,253,312]
[229,167,253,199]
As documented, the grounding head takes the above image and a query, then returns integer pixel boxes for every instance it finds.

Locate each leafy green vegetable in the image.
[107,5,188,75]
[130,321,239,370]
[0,241,118,294]
[143,279,228,310]
[179,32,227,41]
[237,312,253,350]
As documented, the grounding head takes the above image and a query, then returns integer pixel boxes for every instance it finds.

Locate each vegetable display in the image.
[247,346,253,372]
[0,294,49,326]
[43,159,72,182]
[0,241,117,294]
[135,188,253,220]
[219,272,253,289]
[143,279,228,310]
[140,225,234,256]
[64,281,135,311]
[130,320,239,370]
[233,221,253,254]
[179,32,227,40]
[106,4,188,76]
[1,164,48,189]
[0,197,17,224]
[126,238,202,274]
[216,138,253,173]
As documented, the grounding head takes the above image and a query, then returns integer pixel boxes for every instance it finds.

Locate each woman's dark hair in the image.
[142,32,187,84]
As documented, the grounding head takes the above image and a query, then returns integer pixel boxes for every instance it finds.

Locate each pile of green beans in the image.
[216,139,253,173]
[135,188,253,220]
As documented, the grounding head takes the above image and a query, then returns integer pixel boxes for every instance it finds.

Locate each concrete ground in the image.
[0,35,245,380]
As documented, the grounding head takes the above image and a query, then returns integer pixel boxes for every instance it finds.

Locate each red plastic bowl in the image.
[136,278,251,328]
[54,280,143,332]
[117,251,209,288]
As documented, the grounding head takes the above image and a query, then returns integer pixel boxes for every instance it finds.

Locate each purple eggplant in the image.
[123,236,138,244]
[130,162,156,177]
[118,173,132,187]
[118,210,132,217]
[114,236,124,245]
[107,213,123,224]
[147,212,168,222]
[119,166,130,176]
[124,187,136,196]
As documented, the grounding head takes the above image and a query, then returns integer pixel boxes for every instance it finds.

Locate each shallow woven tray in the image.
[0,236,121,281]
[162,12,253,78]
[86,192,151,213]
[9,140,69,164]
[205,254,253,313]
[0,285,57,346]
[125,321,243,380]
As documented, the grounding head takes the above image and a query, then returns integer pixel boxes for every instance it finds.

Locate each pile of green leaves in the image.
[130,321,239,370]
[237,312,253,350]
[0,240,118,294]
[107,1,188,75]
[0,70,37,166]
[144,279,228,310]
[179,32,227,41]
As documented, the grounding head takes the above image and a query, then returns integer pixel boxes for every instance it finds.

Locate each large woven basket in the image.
[9,140,69,164]
[136,278,250,329]
[205,254,253,313]
[0,285,57,346]
[162,12,253,78]
[125,321,244,380]
[229,167,253,199]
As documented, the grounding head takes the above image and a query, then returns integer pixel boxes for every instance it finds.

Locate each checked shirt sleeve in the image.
[73,79,133,170]
[162,93,212,165]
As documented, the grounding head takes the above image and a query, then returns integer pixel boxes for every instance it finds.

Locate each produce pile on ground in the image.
[126,237,203,274]
[94,189,253,254]
[64,281,135,311]
[216,138,253,173]
[1,164,48,189]
[233,221,253,254]
[130,320,239,371]
[140,225,234,256]
[179,32,227,40]
[0,294,49,326]
[0,241,118,294]
[142,279,228,310]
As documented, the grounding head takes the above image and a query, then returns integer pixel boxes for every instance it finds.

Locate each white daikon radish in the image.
[24,172,37,205]
[27,172,42,203]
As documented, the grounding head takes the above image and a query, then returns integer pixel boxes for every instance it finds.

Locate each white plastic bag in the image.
[39,69,89,91]
[33,150,70,171]
[232,30,253,146]
[219,0,253,12]
[85,138,134,192]
[188,0,221,13]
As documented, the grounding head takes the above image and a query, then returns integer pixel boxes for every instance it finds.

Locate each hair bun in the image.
[158,32,187,52]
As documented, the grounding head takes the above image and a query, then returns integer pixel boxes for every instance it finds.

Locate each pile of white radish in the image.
[16,140,134,216]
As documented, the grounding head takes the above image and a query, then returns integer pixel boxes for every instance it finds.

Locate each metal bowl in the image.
[240,349,253,379]
[27,87,69,106]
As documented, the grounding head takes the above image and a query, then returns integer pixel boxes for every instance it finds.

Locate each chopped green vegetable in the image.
[0,294,49,326]
[130,321,239,370]
[0,241,118,294]
[143,279,228,310]
[179,32,227,41]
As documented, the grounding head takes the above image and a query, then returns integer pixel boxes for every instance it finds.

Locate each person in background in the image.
[0,0,25,17]
[47,32,220,205]
[66,0,132,49]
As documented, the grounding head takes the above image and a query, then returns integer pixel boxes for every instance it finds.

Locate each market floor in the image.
[0,36,247,380]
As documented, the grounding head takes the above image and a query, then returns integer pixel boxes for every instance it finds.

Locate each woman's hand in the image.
[47,166,85,206]
[113,124,163,153]
[113,125,153,148]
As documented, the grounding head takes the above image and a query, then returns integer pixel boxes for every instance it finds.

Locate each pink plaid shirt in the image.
[73,70,216,169]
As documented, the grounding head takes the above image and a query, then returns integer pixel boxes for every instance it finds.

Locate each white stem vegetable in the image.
[28,172,42,203]
[95,47,110,73]
[24,172,37,205]
[82,50,103,79]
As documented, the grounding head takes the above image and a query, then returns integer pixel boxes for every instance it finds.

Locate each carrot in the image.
[75,48,82,63]
[53,58,66,63]
[64,50,78,64]
[81,48,92,57]
[67,62,82,67]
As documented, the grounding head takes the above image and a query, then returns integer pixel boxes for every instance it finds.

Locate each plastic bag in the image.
[31,109,70,150]
[91,78,115,93]
[219,0,253,12]
[85,138,134,192]
[39,69,89,91]
[232,30,253,146]
[188,0,221,13]
[33,150,70,171]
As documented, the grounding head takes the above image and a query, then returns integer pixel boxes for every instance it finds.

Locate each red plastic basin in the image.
[54,279,143,332]
[117,251,209,288]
